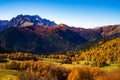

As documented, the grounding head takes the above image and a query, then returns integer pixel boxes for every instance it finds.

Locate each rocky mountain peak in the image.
[8,14,56,27]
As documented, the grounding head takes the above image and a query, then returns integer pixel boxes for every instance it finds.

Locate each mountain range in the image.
[0,15,120,54]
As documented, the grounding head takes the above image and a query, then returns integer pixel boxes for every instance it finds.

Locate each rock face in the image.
[8,15,56,27]
[0,15,57,31]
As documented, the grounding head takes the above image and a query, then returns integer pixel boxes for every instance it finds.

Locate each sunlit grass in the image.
[0,70,18,80]
[0,60,18,80]
[0,57,119,80]
[101,64,119,71]
[40,58,62,63]
[40,58,119,70]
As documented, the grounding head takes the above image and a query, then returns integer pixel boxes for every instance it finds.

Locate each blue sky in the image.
[0,0,120,28]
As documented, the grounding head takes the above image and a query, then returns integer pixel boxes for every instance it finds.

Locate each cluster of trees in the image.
[5,61,70,80]
[47,38,120,67]
[4,61,120,80]
[48,52,81,64]
[0,52,39,61]
[0,53,8,58]
[68,67,120,80]
[0,54,9,63]
[82,37,120,67]
[7,52,39,61]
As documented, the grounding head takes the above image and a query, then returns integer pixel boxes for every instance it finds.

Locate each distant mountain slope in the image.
[94,25,120,37]
[0,20,9,31]
[0,15,56,31]
[67,24,120,42]
[0,26,87,53]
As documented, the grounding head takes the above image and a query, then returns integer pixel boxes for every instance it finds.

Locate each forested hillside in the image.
[47,37,120,67]
[81,37,120,67]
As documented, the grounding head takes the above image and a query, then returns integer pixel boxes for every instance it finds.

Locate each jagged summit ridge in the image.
[8,14,57,27]
[0,14,57,31]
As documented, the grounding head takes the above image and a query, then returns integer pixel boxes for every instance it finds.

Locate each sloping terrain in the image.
[0,26,87,53]
[0,15,119,54]
[82,37,120,65]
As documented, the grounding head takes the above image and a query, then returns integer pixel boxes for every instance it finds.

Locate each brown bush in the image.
[5,61,70,80]
[68,67,94,80]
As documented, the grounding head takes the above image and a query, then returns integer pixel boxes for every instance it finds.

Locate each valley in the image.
[0,37,120,80]
[0,15,120,80]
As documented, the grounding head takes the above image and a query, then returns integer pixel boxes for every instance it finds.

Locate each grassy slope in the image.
[0,70,18,80]
[40,58,119,70]
[101,64,119,70]
[0,62,18,80]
